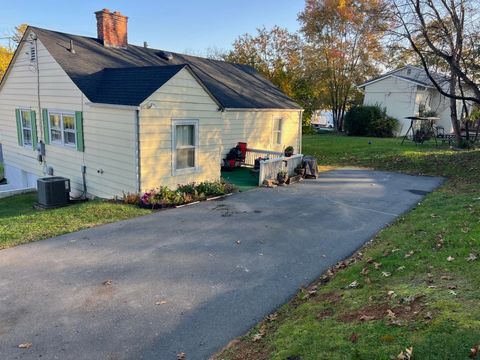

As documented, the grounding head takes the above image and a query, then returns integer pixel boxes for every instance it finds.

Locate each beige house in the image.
[0,9,302,198]
[359,65,465,135]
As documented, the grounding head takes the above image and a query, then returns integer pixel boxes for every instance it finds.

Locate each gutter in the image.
[85,102,140,111]
[224,108,302,112]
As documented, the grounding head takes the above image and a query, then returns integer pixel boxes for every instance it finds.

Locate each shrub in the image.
[122,192,141,205]
[139,180,237,209]
[344,105,399,137]
[302,125,316,135]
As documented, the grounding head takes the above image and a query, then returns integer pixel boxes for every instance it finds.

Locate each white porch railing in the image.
[244,148,284,167]
[257,154,303,186]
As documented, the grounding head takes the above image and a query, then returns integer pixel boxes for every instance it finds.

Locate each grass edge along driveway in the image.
[0,193,151,249]
[215,134,480,360]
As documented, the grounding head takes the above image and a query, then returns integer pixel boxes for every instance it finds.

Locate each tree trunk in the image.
[449,75,462,146]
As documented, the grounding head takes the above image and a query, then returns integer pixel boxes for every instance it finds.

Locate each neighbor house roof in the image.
[26,26,301,109]
[358,65,450,90]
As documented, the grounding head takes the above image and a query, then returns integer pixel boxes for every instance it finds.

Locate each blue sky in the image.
[0,0,304,53]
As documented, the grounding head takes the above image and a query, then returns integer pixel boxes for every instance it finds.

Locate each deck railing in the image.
[244,148,284,167]
[242,148,304,186]
[257,154,303,186]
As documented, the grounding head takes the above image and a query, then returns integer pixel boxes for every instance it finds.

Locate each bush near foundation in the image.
[135,179,237,209]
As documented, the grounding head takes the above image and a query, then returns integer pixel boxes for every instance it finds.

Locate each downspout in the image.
[135,109,141,193]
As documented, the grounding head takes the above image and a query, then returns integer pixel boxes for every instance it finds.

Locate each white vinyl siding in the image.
[49,111,76,147]
[20,109,33,147]
[0,32,137,198]
[221,110,301,157]
[139,68,221,191]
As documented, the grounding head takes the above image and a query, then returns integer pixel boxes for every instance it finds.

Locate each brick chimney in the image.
[95,9,128,48]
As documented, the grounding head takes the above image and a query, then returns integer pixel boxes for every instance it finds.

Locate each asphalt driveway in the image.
[0,169,443,360]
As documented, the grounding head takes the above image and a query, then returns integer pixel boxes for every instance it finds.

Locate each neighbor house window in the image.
[173,120,198,173]
[273,118,283,145]
[20,110,32,147]
[49,111,76,147]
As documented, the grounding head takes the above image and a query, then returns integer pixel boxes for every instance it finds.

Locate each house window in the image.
[273,118,283,145]
[49,111,76,147]
[20,109,32,147]
[173,120,198,173]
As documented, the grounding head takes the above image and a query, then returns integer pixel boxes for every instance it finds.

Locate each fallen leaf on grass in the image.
[390,318,404,326]
[404,250,414,258]
[266,313,278,322]
[177,352,186,360]
[436,239,444,248]
[374,262,382,270]
[448,285,457,290]
[424,311,433,320]
[382,271,391,277]
[386,309,396,319]
[447,256,455,262]
[466,253,478,262]
[102,280,113,286]
[397,266,405,271]
[360,267,370,276]
[155,300,167,305]
[350,333,359,343]
[18,343,32,349]
[470,344,479,358]
[252,326,266,342]
[387,290,395,299]
[449,290,458,296]
[441,275,454,280]
[346,281,359,289]
[397,346,413,360]
[360,314,376,322]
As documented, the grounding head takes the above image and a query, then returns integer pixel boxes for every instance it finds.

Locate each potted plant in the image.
[277,169,288,185]
[284,146,294,157]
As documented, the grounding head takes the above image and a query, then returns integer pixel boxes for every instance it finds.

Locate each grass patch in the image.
[215,134,480,360]
[0,193,151,249]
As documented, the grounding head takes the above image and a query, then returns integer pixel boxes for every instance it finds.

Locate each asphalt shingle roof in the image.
[30,26,301,109]
[359,65,450,91]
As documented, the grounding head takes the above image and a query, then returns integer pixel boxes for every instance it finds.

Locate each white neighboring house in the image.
[358,65,468,135]
[0,9,302,198]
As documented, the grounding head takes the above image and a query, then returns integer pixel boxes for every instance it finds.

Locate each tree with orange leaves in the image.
[299,0,394,131]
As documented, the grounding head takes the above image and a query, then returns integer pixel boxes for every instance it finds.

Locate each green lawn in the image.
[0,193,151,249]
[216,134,480,360]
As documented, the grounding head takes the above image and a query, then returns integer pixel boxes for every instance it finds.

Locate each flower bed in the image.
[122,180,237,209]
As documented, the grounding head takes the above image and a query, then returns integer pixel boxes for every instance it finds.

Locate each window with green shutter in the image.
[15,108,38,149]
[42,109,84,152]
[75,111,84,152]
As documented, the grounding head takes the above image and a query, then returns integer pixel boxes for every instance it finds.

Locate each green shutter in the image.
[31,110,38,149]
[75,111,84,152]
[15,109,22,146]
[42,109,50,144]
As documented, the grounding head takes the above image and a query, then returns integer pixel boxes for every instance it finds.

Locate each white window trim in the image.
[272,117,283,145]
[19,108,33,148]
[48,110,76,148]
[171,119,199,176]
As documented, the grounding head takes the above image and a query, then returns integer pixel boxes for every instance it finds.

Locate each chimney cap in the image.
[95,8,110,14]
